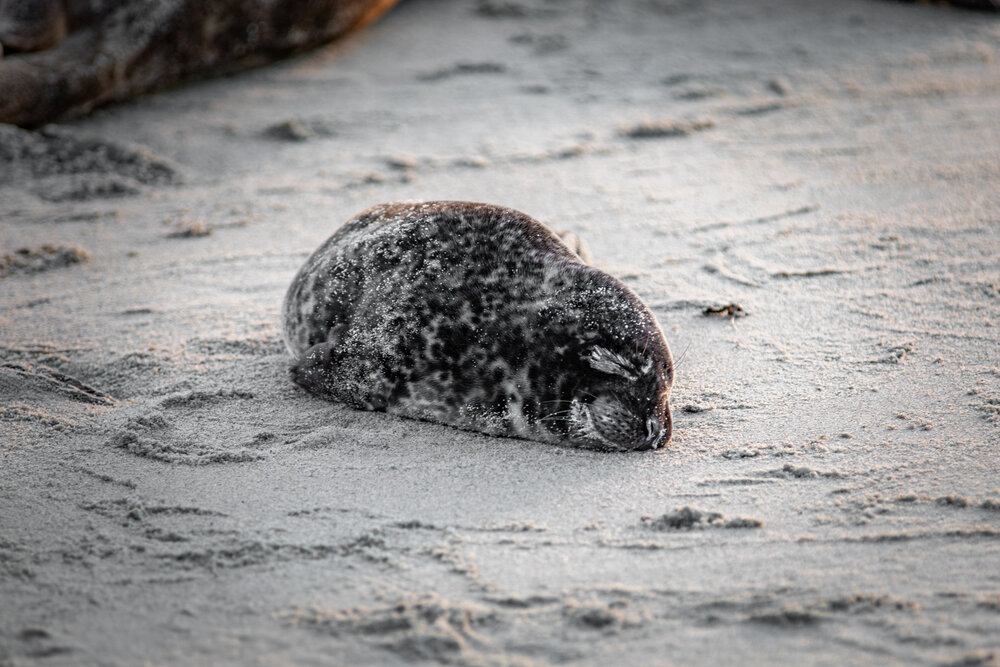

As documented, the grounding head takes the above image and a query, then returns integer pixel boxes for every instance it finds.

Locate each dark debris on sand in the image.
[0,245,89,278]
[641,507,764,530]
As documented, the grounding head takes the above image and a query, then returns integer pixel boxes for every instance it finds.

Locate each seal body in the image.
[282,201,673,451]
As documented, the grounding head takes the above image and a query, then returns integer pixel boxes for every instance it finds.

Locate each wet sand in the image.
[2,0,999,664]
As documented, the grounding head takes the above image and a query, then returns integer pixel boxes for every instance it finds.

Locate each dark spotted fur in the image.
[282,201,673,451]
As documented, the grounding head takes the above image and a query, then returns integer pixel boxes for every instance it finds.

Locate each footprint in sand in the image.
[110,388,277,465]
[0,124,179,203]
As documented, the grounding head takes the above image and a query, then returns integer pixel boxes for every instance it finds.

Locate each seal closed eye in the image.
[282,201,674,451]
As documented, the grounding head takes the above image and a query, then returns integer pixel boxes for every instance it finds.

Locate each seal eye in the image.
[585,346,638,380]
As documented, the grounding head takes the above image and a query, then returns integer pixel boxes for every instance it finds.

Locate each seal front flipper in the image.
[290,322,345,397]
[290,339,391,411]
[290,341,338,396]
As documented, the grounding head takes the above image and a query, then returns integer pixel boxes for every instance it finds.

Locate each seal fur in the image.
[282,201,674,451]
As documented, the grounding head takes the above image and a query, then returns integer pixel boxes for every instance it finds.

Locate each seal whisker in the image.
[672,342,692,371]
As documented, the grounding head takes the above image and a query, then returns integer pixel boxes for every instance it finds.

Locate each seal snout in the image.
[582,394,672,451]
[648,408,672,449]
[645,415,667,448]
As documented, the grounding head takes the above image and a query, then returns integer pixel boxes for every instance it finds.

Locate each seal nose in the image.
[645,416,663,447]
[646,409,672,448]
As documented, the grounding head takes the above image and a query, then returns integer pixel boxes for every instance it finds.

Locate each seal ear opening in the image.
[585,346,637,380]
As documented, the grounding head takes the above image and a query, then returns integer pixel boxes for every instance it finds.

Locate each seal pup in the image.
[283,201,673,451]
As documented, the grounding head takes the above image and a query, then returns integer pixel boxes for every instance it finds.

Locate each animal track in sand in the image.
[110,388,272,465]
[78,498,225,544]
[761,464,848,480]
[0,363,115,406]
[284,594,499,663]
[281,584,1000,665]
[282,592,647,664]
[0,125,179,202]
[619,118,714,139]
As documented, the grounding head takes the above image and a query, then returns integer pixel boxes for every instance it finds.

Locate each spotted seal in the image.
[282,201,674,451]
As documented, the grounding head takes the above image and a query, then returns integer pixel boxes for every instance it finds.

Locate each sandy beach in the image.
[2,0,1000,664]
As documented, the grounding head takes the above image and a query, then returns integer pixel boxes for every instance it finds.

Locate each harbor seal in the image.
[282,201,674,451]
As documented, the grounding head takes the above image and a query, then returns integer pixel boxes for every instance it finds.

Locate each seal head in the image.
[283,201,673,451]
